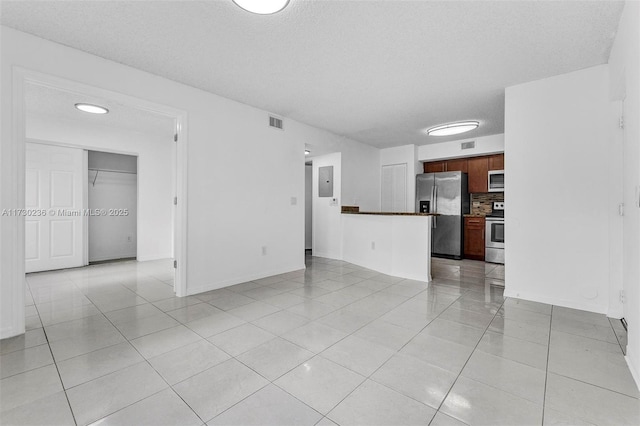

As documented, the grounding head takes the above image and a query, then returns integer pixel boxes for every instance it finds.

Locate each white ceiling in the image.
[25,83,176,137]
[2,0,625,148]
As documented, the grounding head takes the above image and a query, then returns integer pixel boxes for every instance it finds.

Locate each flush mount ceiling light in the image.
[305,150,310,155]
[427,121,479,137]
[75,103,109,114]
[232,0,290,14]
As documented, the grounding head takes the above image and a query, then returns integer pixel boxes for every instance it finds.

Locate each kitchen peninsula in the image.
[341,208,437,282]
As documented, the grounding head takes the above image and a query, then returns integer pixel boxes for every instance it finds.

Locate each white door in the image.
[25,143,84,273]
[381,163,407,212]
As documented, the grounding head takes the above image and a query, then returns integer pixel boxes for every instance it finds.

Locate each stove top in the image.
[487,201,504,219]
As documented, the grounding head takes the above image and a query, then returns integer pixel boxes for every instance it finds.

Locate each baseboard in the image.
[503,288,607,314]
[312,252,341,261]
[625,354,640,391]
[136,254,172,262]
[89,253,137,263]
[187,264,306,296]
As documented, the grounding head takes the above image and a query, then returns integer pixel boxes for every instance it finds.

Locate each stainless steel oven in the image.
[485,202,504,264]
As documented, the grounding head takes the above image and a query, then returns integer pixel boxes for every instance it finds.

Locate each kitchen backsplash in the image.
[471,192,504,215]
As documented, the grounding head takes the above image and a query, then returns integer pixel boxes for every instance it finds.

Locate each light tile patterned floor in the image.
[1,256,638,425]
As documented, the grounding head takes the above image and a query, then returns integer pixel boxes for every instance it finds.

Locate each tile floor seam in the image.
[0,342,53,380]
[304,286,468,419]
[428,294,507,425]
[33,301,79,426]
[539,304,554,425]
[92,305,207,425]
[546,370,640,400]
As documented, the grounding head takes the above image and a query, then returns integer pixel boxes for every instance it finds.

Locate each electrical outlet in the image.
[261,246,267,256]
[291,197,297,205]
[371,241,375,250]
[127,236,132,242]
[620,290,626,303]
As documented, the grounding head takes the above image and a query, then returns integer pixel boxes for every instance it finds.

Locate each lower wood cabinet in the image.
[464,216,485,261]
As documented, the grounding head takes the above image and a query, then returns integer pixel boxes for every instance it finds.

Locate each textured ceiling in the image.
[25,83,176,137]
[2,0,625,148]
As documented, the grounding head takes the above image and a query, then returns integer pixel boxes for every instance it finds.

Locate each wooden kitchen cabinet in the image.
[445,158,468,173]
[423,153,502,193]
[467,157,489,193]
[488,154,504,171]
[423,159,467,173]
[423,161,446,173]
[464,216,485,261]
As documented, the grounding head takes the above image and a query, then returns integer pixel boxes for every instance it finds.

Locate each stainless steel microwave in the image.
[488,170,504,192]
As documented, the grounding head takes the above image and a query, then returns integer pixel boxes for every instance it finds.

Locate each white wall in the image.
[417,134,505,162]
[608,0,640,386]
[380,145,417,212]
[0,27,366,337]
[312,153,342,259]
[504,65,612,313]
[307,136,380,211]
[27,114,173,262]
[305,164,312,250]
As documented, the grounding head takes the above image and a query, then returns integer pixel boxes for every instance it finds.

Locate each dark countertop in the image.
[342,211,439,216]
[464,214,486,218]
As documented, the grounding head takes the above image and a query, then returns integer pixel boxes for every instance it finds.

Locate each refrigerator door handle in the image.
[432,186,437,228]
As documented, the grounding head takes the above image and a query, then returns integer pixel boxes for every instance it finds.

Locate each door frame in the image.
[9,68,189,335]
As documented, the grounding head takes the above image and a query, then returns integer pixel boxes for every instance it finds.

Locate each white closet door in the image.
[381,163,407,212]
[25,143,84,273]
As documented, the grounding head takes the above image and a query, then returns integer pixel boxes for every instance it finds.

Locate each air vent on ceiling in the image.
[269,115,283,130]
[461,141,476,150]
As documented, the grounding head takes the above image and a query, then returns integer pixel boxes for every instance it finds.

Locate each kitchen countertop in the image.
[342,211,438,216]
[464,214,486,218]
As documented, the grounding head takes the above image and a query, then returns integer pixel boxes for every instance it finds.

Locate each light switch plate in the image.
[291,197,297,205]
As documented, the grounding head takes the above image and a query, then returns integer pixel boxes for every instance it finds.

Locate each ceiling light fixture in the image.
[427,121,479,137]
[232,0,290,15]
[305,150,310,155]
[75,103,109,114]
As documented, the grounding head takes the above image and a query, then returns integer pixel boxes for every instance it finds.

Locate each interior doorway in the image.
[15,71,188,304]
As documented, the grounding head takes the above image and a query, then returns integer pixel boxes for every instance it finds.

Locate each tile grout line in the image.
[204,261,451,423]
[30,291,80,426]
[94,297,209,426]
[540,305,554,425]
[428,292,507,425]
[31,263,203,426]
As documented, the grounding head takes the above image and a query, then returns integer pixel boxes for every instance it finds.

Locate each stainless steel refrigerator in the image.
[416,172,470,259]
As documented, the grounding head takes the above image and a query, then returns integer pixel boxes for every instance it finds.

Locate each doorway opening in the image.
[10,69,190,337]
[87,151,138,264]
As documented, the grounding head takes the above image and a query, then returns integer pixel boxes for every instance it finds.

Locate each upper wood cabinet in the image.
[467,157,489,193]
[422,152,503,193]
[445,158,468,173]
[423,161,446,173]
[423,158,468,173]
[488,154,504,171]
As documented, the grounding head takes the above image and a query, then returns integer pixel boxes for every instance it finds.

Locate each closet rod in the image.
[90,168,137,186]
